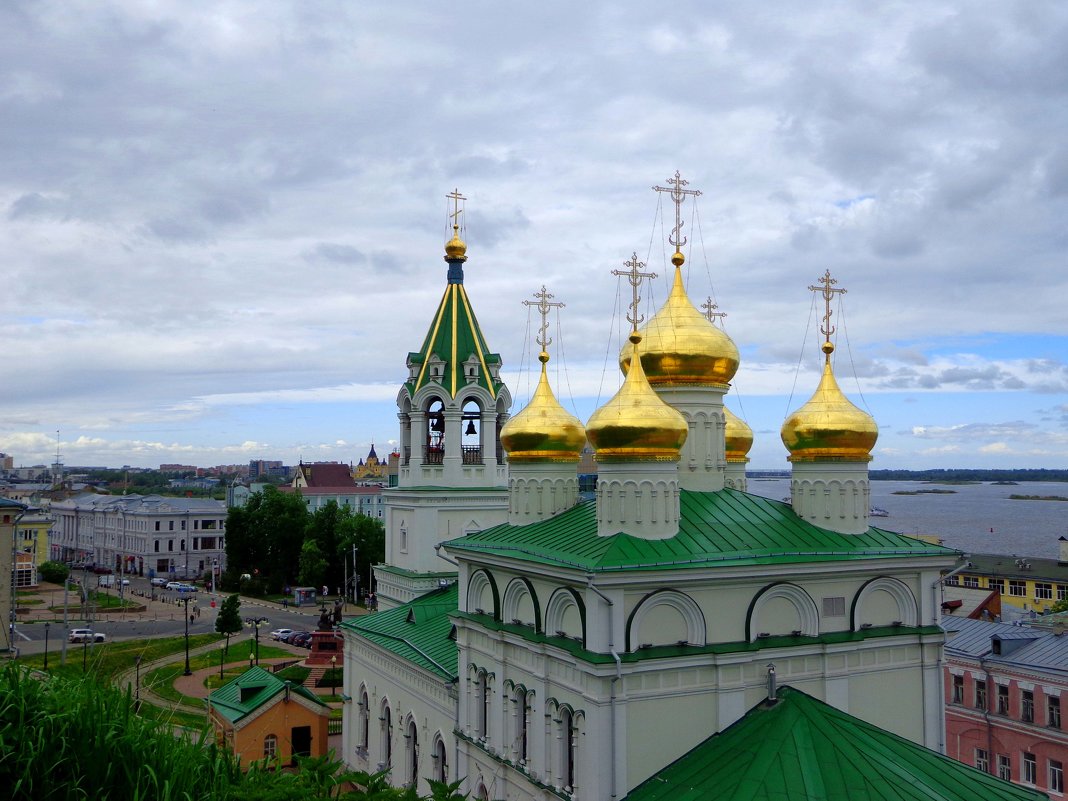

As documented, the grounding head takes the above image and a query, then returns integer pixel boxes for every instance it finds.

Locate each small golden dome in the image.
[620,267,740,386]
[587,334,688,462]
[444,224,467,262]
[781,355,878,461]
[501,353,586,462]
[724,407,753,462]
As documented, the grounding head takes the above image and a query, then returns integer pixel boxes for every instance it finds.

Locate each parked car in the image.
[165,582,196,592]
[69,628,106,643]
[150,577,167,587]
[282,630,307,644]
[292,632,314,648]
[270,628,293,641]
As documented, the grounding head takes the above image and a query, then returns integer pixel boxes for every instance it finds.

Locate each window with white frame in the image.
[998,753,1011,781]
[1058,585,1068,602]
[381,703,393,768]
[1049,695,1062,729]
[997,684,1010,715]
[975,680,987,710]
[952,674,964,704]
[963,575,979,589]
[406,718,419,787]
[358,689,369,753]
[988,578,1005,594]
[975,748,989,772]
[1009,580,1026,597]
[263,733,278,760]
[1035,583,1053,600]
[1022,689,1035,722]
[1024,752,1037,784]
[513,689,531,765]
[477,671,490,741]
[559,707,576,791]
[1051,760,1064,794]
[433,737,448,783]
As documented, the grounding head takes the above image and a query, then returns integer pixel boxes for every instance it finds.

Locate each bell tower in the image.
[376,191,512,609]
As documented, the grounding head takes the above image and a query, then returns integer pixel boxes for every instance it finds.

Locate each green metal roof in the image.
[625,686,1047,801]
[443,488,956,573]
[341,584,458,680]
[405,280,504,400]
[208,666,326,724]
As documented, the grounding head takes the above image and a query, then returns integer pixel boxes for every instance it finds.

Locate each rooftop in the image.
[208,666,326,724]
[942,616,1068,675]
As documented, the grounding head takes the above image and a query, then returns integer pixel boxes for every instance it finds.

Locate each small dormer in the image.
[427,354,446,384]
[463,354,481,385]
[406,352,423,382]
[991,632,1040,657]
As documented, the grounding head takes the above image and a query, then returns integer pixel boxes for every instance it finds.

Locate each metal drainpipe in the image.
[980,656,994,775]
[587,576,620,800]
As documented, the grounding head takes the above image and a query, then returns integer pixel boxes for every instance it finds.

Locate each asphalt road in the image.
[11,573,356,657]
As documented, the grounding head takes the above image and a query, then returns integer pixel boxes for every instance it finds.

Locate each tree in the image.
[215,594,242,655]
[1050,598,1068,614]
[340,512,385,600]
[39,560,70,584]
[224,486,309,592]
[298,539,328,588]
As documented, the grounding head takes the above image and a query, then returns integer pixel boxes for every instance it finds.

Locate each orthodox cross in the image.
[701,296,727,326]
[446,188,466,233]
[808,269,846,345]
[653,171,702,253]
[522,285,565,352]
[612,252,657,334]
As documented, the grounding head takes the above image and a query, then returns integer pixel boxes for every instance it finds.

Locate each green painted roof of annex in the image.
[340,584,459,680]
[404,252,504,401]
[208,666,327,725]
[443,488,957,573]
[624,685,1046,801]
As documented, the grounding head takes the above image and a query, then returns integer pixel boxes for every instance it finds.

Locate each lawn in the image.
[18,633,224,681]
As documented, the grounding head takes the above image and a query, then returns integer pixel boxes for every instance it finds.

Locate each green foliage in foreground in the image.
[1,664,468,801]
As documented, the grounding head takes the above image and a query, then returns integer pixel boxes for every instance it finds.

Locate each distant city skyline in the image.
[2,3,1066,471]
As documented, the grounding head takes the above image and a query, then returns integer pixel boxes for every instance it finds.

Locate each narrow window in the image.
[975,748,989,773]
[1022,689,1034,722]
[434,738,448,782]
[1051,760,1064,794]
[975,680,987,711]
[1023,752,1037,785]
[264,734,278,760]
[1049,695,1062,729]
[997,754,1011,781]
[997,685,1010,715]
[952,675,964,704]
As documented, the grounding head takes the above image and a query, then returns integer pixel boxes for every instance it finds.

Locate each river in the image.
[745,479,1068,560]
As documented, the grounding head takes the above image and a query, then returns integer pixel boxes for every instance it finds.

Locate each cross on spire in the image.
[653,170,702,256]
[446,188,466,233]
[701,296,727,326]
[612,252,658,335]
[808,269,847,354]
[522,285,565,353]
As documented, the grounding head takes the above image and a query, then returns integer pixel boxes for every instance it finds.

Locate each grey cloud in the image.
[466,208,531,249]
[8,192,69,220]
[911,421,1039,441]
[305,243,367,265]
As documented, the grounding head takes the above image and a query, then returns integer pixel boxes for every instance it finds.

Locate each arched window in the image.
[462,399,482,464]
[358,688,369,754]
[406,718,419,787]
[513,688,531,764]
[426,398,445,464]
[433,735,448,783]
[263,733,278,760]
[381,702,393,768]
[477,670,490,741]
[560,707,575,790]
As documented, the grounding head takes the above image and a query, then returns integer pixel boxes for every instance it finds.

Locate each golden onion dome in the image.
[587,333,688,462]
[619,264,740,386]
[500,353,586,462]
[781,346,878,461]
[724,407,753,461]
[444,224,467,262]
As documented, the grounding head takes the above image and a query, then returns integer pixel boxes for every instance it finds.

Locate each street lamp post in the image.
[331,654,337,698]
[220,644,225,680]
[244,616,268,665]
[248,652,254,671]
[181,596,192,676]
[43,622,50,671]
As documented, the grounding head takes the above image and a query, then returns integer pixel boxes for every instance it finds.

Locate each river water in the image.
[745,479,1068,560]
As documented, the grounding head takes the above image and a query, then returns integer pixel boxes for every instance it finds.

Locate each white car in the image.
[69,628,106,643]
[150,577,167,587]
[270,628,293,641]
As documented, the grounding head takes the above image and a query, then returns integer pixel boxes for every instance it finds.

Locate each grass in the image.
[144,639,299,706]
[18,633,224,681]
[276,664,311,684]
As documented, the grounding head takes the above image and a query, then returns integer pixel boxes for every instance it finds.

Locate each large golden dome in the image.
[781,349,878,461]
[619,265,739,386]
[588,334,688,462]
[500,353,586,462]
[724,407,753,462]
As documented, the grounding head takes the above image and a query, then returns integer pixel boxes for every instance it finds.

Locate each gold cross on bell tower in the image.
[612,252,658,335]
[653,171,702,264]
[522,285,565,354]
[809,269,847,355]
[446,188,466,234]
[701,296,727,326]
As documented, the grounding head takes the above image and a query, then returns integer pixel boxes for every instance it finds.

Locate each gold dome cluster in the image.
[724,407,753,462]
[500,353,586,462]
[619,265,739,386]
[780,346,878,461]
[587,333,689,462]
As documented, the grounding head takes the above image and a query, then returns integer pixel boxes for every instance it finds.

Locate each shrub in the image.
[38,560,70,584]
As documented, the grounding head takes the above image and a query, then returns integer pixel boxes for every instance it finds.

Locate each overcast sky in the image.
[2,1,1066,472]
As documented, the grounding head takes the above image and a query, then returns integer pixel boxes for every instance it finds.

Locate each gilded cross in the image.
[612,252,658,333]
[446,188,466,232]
[701,296,727,326]
[653,171,702,252]
[808,269,847,345]
[522,285,565,352]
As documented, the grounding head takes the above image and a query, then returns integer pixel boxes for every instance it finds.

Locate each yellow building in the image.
[947,545,1068,616]
[16,507,52,569]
